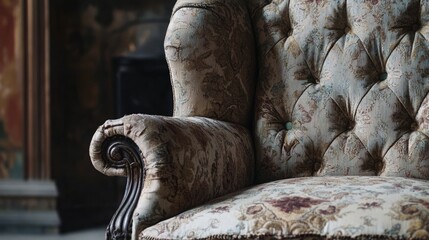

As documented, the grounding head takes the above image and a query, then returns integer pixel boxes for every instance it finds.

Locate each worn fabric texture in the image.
[165,0,256,127]
[90,114,253,239]
[141,176,429,240]
[253,0,429,182]
[89,0,429,239]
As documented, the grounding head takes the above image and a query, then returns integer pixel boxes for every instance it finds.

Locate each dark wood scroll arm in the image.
[101,136,144,240]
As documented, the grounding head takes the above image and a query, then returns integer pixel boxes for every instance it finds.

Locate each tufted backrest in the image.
[251,0,429,183]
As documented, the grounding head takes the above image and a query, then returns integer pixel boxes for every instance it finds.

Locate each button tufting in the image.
[379,72,388,81]
[288,29,293,37]
[412,24,420,32]
[344,26,351,33]
[347,120,355,130]
[308,75,319,84]
[375,159,384,175]
[410,121,419,131]
[314,162,321,172]
[285,122,293,130]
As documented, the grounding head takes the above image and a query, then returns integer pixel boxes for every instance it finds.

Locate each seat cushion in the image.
[140,176,429,239]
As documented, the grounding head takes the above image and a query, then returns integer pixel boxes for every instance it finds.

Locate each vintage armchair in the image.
[89,0,429,239]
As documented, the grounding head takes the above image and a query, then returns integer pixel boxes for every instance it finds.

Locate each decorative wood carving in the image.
[101,136,144,240]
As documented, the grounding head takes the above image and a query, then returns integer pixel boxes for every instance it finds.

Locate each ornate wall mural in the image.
[0,0,24,179]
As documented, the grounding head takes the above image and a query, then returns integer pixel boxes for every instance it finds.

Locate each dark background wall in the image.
[49,0,175,232]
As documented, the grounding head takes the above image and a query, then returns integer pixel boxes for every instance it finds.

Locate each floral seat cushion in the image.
[140,176,429,240]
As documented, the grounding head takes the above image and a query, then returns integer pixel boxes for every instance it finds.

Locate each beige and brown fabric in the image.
[91,0,256,238]
[253,0,429,182]
[165,0,256,127]
[90,114,253,239]
[89,0,429,239]
[141,176,429,239]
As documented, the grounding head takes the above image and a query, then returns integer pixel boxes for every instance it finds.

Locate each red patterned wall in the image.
[0,0,24,179]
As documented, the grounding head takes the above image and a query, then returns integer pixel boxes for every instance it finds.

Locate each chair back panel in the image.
[165,0,256,127]
[251,0,429,182]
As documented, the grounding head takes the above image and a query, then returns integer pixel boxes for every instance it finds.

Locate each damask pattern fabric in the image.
[90,114,254,239]
[89,0,429,239]
[252,0,429,182]
[165,0,256,127]
[141,177,429,240]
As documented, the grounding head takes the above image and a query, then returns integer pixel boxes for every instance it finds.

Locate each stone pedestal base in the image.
[0,180,60,234]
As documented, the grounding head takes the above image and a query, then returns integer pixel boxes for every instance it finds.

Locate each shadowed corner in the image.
[0,0,175,238]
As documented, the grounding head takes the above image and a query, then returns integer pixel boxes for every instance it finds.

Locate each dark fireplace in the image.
[112,21,173,117]
[113,56,173,117]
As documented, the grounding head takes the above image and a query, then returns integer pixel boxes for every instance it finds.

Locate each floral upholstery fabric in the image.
[89,0,429,239]
[164,0,256,127]
[90,114,253,239]
[141,176,429,240]
[252,0,429,182]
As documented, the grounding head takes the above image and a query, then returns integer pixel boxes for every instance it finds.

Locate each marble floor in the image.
[0,228,105,240]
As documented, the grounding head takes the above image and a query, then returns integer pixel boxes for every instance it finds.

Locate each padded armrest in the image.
[89,114,254,240]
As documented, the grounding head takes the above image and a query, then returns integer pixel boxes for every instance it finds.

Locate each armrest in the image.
[89,114,254,240]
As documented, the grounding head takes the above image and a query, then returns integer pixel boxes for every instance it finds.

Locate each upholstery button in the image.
[308,75,319,84]
[288,29,293,36]
[314,162,321,172]
[379,72,388,81]
[411,121,419,131]
[375,160,384,175]
[412,24,420,32]
[344,26,351,33]
[285,122,293,130]
[347,120,355,130]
